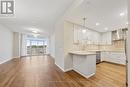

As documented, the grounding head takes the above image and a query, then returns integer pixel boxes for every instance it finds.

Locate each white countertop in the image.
[88,50,125,52]
[69,51,96,56]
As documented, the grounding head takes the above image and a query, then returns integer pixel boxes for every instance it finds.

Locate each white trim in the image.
[0,58,12,64]
[55,63,95,78]
[64,68,73,72]
[73,68,95,79]
[55,63,65,72]
[86,73,95,78]
[13,56,20,58]
[55,63,73,72]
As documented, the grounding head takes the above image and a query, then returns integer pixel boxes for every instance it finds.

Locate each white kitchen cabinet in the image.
[101,52,108,61]
[74,24,112,45]
[101,32,112,45]
[74,25,79,43]
[72,54,96,78]
[73,24,101,44]
[101,51,126,65]
[73,26,79,43]
[73,25,84,43]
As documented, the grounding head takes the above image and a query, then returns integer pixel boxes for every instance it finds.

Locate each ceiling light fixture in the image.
[126,22,128,25]
[96,23,100,26]
[82,17,87,33]
[120,12,125,16]
[104,27,108,30]
[28,27,40,34]
[32,30,38,34]
[82,29,87,33]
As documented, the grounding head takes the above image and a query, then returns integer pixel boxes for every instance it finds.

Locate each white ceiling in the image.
[66,0,128,32]
[0,0,75,37]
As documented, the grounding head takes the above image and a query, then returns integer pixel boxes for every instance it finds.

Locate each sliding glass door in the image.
[26,40,47,56]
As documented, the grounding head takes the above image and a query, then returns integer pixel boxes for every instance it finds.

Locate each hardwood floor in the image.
[0,56,126,87]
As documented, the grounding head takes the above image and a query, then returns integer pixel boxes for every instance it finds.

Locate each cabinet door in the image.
[74,25,81,43]
[80,27,101,44]
[107,52,126,65]
[101,32,112,45]
[108,52,119,63]
[101,52,108,61]
[93,32,101,44]
[101,52,105,61]
[74,27,79,43]
[74,24,101,44]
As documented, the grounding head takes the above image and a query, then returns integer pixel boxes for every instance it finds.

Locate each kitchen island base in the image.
[71,53,96,78]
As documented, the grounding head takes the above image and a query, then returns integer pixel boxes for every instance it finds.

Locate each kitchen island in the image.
[69,51,96,78]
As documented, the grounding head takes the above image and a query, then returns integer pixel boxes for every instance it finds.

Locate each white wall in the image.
[64,21,74,71]
[21,34,27,56]
[13,32,21,58]
[46,38,50,54]
[54,0,84,71]
[50,32,55,58]
[55,18,65,70]
[0,25,13,64]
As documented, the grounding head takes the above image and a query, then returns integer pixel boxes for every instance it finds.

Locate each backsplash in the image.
[72,40,125,51]
[100,40,125,51]
[73,44,99,51]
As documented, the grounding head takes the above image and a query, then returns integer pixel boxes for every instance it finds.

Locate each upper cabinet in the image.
[101,32,112,45]
[73,24,101,44]
[112,28,128,41]
[73,24,128,45]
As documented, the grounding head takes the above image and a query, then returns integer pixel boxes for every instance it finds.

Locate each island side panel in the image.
[73,54,96,78]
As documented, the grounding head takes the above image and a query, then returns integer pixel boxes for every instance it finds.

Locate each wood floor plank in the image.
[0,56,126,87]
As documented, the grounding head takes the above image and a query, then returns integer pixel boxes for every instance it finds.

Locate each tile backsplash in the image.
[72,40,125,51]
[100,40,125,51]
[73,44,99,51]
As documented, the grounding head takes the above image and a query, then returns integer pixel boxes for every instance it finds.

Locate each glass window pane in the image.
[38,41,44,46]
[26,40,30,46]
[31,41,37,45]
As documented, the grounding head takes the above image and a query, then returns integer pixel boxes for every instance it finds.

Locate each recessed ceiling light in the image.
[27,27,40,34]
[82,29,87,33]
[104,27,108,30]
[126,22,128,25]
[32,30,38,33]
[96,23,100,26]
[120,12,125,16]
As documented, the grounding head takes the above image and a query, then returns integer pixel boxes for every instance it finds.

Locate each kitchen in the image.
[68,20,127,78]
[54,0,128,86]
[72,22,127,65]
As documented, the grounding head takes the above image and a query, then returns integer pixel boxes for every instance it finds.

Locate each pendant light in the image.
[82,17,87,33]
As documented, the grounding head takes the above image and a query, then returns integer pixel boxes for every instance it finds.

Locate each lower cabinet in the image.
[101,51,126,65]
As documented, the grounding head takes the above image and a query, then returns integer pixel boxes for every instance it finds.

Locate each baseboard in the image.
[101,61,126,67]
[20,56,27,58]
[55,63,65,72]
[86,73,95,78]
[73,68,95,79]
[13,56,21,59]
[0,58,12,65]
[55,63,95,78]
[64,68,73,72]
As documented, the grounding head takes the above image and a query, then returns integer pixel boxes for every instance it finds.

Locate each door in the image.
[26,40,47,56]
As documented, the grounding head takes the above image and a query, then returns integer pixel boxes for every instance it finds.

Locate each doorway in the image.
[26,40,47,56]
